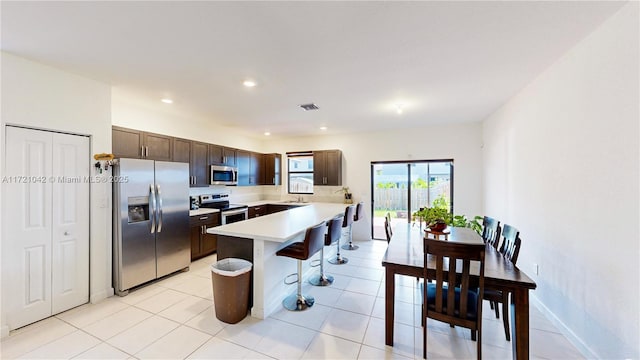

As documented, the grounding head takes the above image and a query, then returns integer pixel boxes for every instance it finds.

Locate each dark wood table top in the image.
[382,225,536,290]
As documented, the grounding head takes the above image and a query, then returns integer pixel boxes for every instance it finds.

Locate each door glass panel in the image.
[371,161,453,240]
[372,163,409,240]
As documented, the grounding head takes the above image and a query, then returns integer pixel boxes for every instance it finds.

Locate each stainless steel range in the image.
[199,193,248,224]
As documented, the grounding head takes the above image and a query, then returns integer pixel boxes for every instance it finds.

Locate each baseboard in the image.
[1,324,9,339]
[531,294,598,359]
[90,287,114,304]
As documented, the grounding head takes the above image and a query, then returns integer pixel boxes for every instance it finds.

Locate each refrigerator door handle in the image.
[149,184,156,233]
[156,184,163,233]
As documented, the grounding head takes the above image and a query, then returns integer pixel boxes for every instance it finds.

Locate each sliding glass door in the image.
[371,160,453,240]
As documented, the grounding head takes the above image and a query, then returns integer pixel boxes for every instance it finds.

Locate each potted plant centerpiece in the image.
[412,207,452,231]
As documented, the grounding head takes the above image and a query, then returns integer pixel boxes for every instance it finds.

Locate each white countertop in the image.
[208,202,347,242]
[189,208,220,217]
[243,200,311,207]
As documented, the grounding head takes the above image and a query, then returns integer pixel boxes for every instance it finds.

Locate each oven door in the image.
[221,208,248,225]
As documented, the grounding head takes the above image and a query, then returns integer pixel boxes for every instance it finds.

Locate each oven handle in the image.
[223,208,248,216]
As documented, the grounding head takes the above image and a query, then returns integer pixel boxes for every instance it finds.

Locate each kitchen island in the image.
[207,202,347,319]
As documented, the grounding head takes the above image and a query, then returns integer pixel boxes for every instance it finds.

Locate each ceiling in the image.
[1,1,626,139]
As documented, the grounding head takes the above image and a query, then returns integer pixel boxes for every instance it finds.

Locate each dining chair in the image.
[385,212,393,237]
[384,216,392,243]
[482,216,501,249]
[484,223,521,341]
[422,238,485,359]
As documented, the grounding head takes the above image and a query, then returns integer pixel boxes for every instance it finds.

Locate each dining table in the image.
[381,224,537,360]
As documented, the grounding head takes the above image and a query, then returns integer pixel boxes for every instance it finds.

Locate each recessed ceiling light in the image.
[395,103,404,114]
[264,132,271,136]
[161,98,173,104]
[320,127,327,131]
[243,80,257,87]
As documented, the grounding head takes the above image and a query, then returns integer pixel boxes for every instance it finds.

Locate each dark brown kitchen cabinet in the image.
[250,152,262,186]
[191,141,209,186]
[267,204,293,214]
[112,126,172,161]
[190,212,220,260]
[313,150,342,186]
[262,153,281,185]
[112,126,143,159]
[209,144,237,167]
[143,132,172,161]
[237,151,262,186]
[172,138,191,163]
[236,150,250,186]
[248,205,267,218]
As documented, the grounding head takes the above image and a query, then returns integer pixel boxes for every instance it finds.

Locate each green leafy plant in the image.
[412,207,452,226]
[452,214,483,235]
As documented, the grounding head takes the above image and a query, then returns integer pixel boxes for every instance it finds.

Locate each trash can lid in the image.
[211,258,252,276]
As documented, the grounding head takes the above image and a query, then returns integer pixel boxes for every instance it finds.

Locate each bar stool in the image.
[342,202,363,251]
[329,205,354,265]
[309,215,343,286]
[276,221,326,311]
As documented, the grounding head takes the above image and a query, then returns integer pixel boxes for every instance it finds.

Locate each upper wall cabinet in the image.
[262,153,281,185]
[172,137,191,163]
[112,126,172,161]
[313,150,342,186]
[191,141,209,186]
[236,151,263,186]
[209,144,237,167]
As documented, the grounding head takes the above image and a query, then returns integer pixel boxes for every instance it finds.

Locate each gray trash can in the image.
[210,258,252,324]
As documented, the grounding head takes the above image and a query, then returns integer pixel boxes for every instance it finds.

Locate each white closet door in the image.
[4,126,54,329]
[3,127,90,330]
[51,132,89,314]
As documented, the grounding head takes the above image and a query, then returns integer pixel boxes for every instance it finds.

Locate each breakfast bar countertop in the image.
[207,202,346,243]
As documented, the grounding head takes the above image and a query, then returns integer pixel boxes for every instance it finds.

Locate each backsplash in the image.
[188,185,347,204]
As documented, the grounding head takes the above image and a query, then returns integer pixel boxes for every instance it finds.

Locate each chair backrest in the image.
[384,216,392,243]
[353,202,364,222]
[499,224,521,264]
[482,216,501,249]
[385,212,393,237]
[304,221,327,259]
[423,238,485,328]
[342,205,355,228]
[325,215,344,246]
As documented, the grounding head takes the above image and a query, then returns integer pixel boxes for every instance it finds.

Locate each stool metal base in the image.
[283,293,315,311]
[341,243,359,251]
[328,256,348,265]
[309,273,334,286]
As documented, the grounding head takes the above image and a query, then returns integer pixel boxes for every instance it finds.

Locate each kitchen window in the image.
[287,153,314,194]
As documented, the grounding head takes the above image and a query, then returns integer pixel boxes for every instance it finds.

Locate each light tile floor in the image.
[1,240,584,359]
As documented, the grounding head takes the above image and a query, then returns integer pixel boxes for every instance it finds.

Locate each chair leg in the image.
[282,260,314,311]
[470,329,476,341]
[477,326,482,360]
[489,301,494,310]
[328,233,348,265]
[309,247,334,286]
[342,223,359,250]
[423,319,427,359]
[494,300,500,319]
[502,293,511,341]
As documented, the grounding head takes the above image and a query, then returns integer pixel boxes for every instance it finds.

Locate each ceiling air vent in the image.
[299,103,319,111]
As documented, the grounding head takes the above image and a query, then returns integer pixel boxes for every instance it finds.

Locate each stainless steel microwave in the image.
[210,165,237,185]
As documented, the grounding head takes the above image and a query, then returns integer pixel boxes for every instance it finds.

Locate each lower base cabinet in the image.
[190,212,220,260]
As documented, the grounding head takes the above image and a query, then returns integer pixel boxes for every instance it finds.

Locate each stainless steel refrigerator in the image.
[113,158,190,295]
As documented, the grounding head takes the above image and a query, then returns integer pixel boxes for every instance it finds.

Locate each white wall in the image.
[264,122,484,241]
[111,87,265,153]
[0,53,113,335]
[482,3,639,358]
